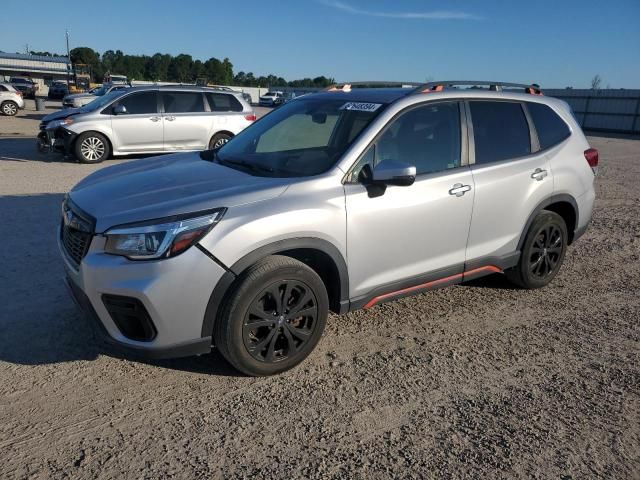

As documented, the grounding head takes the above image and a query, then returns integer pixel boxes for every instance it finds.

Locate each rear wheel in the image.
[1,101,18,116]
[214,255,328,376]
[506,210,568,289]
[74,132,110,163]
[208,132,232,150]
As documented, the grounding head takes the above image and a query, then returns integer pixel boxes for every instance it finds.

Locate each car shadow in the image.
[461,272,519,290]
[0,137,70,163]
[0,193,238,376]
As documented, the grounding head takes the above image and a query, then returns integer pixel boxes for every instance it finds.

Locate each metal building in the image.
[0,52,71,90]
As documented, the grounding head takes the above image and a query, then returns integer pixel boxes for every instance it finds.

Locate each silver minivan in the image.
[60,81,597,375]
[39,85,256,163]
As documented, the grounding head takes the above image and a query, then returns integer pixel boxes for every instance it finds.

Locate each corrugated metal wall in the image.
[546,89,640,134]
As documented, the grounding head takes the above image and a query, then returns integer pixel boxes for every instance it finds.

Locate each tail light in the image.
[16,91,23,97]
[584,148,599,175]
[244,113,257,122]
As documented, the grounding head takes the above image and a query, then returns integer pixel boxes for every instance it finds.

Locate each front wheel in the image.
[214,255,329,376]
[74,132,110,163]
[208,132,232,150]
[506,210,568,289]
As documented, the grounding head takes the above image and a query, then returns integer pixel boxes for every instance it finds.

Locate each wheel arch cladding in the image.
[518,194,579,250]
[200,238,349,339]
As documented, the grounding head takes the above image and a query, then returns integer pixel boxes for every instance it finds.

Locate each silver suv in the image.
[39,85,255,162]
[60,81,597,376]
[62,83,130,108]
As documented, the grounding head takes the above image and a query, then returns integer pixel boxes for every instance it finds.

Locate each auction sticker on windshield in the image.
[340,102,382,112]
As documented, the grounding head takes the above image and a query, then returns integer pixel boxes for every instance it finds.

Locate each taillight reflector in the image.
[245,113,256,122]
[584,148,598,174]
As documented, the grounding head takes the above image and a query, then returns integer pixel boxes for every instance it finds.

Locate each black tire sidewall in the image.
[516,211,568,289]
[74,132,110,163]
[216,257,329,376]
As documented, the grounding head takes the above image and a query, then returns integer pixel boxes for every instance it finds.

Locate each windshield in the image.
[83,90,127,110]
[216,98,387,177]
[91,85,108,96]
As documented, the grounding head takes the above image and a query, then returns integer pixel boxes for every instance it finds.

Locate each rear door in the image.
[161,91,211,150]
[109,90,163,153]
[464,100,553,270]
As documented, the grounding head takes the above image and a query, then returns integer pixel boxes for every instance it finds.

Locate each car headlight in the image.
[48,118,74,129]
[104,209,226,260]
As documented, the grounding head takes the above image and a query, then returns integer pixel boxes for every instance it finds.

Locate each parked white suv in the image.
[39,86,256,162]
[60,81,597,375]
[0,82,25,116]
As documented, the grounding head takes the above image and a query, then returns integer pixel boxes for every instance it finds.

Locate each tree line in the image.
[68,47,334,88]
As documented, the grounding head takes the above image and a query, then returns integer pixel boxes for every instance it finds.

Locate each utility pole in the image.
[65,30,71,90]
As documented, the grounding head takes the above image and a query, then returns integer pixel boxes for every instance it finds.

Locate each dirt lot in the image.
[1,102,639,479]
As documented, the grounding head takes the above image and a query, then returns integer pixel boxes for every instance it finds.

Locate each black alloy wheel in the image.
[506,210,568,289]
[243,280,318,363]
[529,224,563,278]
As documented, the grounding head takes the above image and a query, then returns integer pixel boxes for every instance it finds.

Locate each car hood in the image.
[64,93,94,101]
[41,106,88,123]
[69,152,291,232]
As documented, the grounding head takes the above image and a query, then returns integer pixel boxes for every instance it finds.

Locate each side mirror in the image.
[372,160,416,186]
[112,104,127,115]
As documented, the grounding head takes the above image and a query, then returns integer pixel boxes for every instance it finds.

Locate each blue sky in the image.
[2,0,639,88]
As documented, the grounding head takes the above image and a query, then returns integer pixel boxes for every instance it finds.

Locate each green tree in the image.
[168,54,193,82]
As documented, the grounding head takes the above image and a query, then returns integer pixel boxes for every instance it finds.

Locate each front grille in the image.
[60,199,95,268]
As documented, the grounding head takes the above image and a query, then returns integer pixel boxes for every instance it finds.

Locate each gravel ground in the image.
[1,105,639,479]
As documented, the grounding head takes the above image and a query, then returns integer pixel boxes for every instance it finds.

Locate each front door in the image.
[110,90,163,153]
[344,101,475,301]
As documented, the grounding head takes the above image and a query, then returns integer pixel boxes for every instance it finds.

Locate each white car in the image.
[63,83,130,108]
[39,85,256,163]
[259,91,285,106]
[0,82,25,116]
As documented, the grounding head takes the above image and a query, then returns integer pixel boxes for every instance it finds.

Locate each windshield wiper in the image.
[217,157,275,175]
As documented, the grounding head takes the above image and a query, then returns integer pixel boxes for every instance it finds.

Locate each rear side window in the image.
[163,92,205,113]
[470,101,531,164]
[115,91,157,114]
[527,102,571,150]
[206,93,243,112]
[0,85,6,92]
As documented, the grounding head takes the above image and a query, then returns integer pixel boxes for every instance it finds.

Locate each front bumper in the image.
[37,126,76,154]
[58,227,227,359]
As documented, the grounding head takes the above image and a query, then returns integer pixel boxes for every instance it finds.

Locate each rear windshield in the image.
[216,98,387,177]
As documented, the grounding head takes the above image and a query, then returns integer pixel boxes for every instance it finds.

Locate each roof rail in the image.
[324,81,423,92]
[416,81,543,95]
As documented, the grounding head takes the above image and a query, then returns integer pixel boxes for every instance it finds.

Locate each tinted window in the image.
[163,92,205,113]
[206,93,243,112]
[0,85,6,92]
[115,92,157,114]
[376,102,461,175]
[527,102,571,150]
[470,101,531,163]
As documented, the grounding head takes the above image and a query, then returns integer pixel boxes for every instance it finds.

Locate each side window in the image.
[163,92,206,113]
[376,102,461,175]
[115,91,157,114]
[0,85,6,92]
[469,101,531,164]
[206,93,243,112]
[527,102,571,150]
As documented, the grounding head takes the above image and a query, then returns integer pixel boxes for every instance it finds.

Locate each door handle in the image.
[531,168,548,181]
[149,116,160,122]
[449,183,472,197]
[165,116,176,121]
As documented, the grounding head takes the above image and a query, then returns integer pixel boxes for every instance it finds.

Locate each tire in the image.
[214,255,329,376]
[74,132,110,163]
[208,132,232,150]
[506,210,568,289]
[1,101,18,116]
